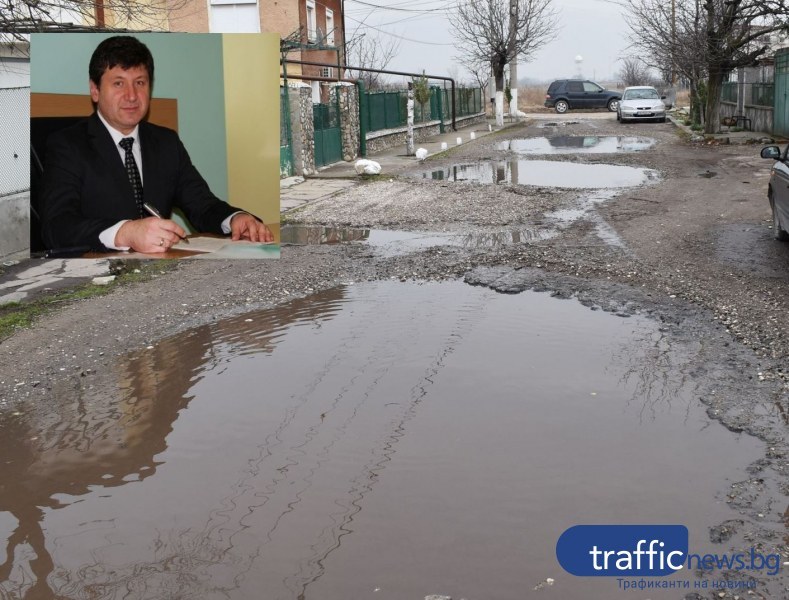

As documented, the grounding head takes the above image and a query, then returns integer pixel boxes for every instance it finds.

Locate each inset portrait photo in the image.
[30,32,281,259]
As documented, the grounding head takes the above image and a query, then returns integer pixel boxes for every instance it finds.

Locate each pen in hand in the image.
[143,202,189,244]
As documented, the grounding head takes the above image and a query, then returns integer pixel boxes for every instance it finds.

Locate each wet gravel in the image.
[1,117,788,598]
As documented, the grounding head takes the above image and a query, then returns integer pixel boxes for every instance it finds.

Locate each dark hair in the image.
[89,36,154,87]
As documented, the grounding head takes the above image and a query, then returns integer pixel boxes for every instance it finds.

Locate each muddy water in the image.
[0,282,761,600]
[281,225,553,254]
[497,136,656,154]
[418,160,659,188]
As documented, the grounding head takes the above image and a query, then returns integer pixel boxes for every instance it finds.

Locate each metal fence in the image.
[363,85,484,134]
[0,86,30,197]
[721,81,774,107]
[438,86,483,121]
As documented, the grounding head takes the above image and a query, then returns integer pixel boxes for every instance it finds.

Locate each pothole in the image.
[497,136,656,154]
[414,160,660,188]
[280,225,554,255]
[0,281,763,600]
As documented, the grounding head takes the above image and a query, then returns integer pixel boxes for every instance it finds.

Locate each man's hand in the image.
[115,217,187,253]
[230,213,274,243]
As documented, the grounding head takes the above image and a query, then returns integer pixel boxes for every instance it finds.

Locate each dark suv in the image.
[544,80,621,113]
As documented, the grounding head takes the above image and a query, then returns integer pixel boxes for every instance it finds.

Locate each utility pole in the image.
[509,0,518,118]
[671,0,676,86]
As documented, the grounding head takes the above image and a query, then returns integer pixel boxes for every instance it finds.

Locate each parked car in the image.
[617,86,671,123]
[760,144,789,241]
[544,79,621,114]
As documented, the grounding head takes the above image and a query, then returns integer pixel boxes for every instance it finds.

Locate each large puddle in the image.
[281,225,553,254]
[497,136,656,154]
[0,282,761,599]
[417,160,659,188]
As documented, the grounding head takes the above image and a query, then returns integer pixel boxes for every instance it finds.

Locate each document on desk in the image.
[173,236,280,259]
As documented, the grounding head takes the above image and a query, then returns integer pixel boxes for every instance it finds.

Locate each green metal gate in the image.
[775,49,789,138]
[313,91,342,168]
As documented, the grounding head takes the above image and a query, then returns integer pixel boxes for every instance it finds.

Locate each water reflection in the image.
[280,225,370,246]
[0,283,761,600]
[0,290,346,599]
[281,225,553,253]
[419,160,659,188]
[497,136,656,154]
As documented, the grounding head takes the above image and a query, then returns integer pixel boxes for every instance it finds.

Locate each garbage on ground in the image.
[91,276,116,286]
[354,159,382,175]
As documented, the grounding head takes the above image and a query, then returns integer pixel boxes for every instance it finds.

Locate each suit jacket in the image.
[41,113,241,251]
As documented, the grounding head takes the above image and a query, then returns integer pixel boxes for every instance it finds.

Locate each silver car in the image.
[617,86,669,123]
[760,144,789,241]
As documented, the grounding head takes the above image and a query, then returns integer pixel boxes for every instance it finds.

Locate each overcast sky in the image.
[343,0,630,85]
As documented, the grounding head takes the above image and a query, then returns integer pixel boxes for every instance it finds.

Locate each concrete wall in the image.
[720,101,774,134]
[0,192,29,261]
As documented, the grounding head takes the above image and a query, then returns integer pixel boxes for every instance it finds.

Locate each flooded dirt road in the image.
[1,117,787,599]
[0,282,767,598]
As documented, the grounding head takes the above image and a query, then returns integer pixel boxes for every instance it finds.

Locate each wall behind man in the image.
[31,33,229,204]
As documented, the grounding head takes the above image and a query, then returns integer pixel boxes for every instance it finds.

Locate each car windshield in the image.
[623,89,660,100]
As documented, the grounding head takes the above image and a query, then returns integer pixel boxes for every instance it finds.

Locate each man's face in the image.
[89,65,150,135]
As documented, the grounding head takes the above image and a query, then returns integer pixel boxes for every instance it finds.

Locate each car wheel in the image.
[555,100,569,114]
[619,116,628,124]
[607,98,619,112]
[770,194,789,241]
[616,112,620,122]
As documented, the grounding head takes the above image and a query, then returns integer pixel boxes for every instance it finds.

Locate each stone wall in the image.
[334,83,360,162]
[364,112,486,155]
[287,84,316,176]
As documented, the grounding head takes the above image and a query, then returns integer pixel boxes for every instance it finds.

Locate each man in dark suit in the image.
[41,35,274,253]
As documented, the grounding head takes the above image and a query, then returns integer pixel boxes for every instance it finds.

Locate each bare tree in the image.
[458,55,490,91]
[450,0,558,126]
[344,33,401,91]
[0,0,182,39]
[627,0,710,125]
[700,0,788,133]
[627,0,789,133]
[618,57,653,86]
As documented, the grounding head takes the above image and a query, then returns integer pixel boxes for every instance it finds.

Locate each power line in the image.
[345,0,454,14]
[345,14,455,46]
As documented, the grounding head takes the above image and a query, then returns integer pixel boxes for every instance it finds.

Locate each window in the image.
[567,81,583,93]
[306,0,317,42]
[583,81,603,93]
[326,9,335,45]
[320,67,333,78]
[210,0,260,33]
